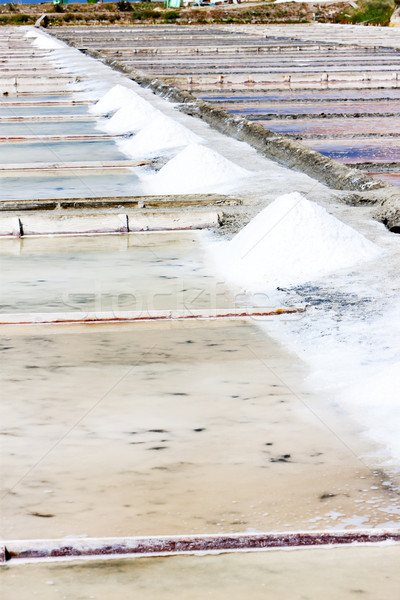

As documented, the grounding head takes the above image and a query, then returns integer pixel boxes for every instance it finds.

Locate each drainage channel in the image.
[1,25,399,598]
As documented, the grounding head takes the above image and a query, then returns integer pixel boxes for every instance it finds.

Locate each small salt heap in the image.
[101,101,161,135]
[145,143,252,194]
[89,84,144,116]
[118,115,203,158]
[28,31,64,50]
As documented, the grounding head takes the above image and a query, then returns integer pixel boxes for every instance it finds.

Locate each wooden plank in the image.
[0,210,223,236]
[0,308,305,326]
[20,213,129,237]
[3,530,399,563]
[0,160,149,175]
[0,194,241,212]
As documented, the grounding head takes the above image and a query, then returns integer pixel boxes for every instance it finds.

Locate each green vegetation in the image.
[129,3,162,21]
[3,13,32,24]
[335,0,395,26]
[117,0,132,11]
[164,9,180,21]
[0,0,396,27]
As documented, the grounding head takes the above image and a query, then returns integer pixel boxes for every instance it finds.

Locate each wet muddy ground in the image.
[2,544,400,600]
[2,318,399,540]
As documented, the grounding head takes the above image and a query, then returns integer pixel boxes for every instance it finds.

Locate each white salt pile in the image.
[100,102,161,135]
[340,360,400,462]
[28,32,64,50]
[89,84,144,116]
[144,143,252,194]
[118,115,203,158]
[220,192,382,287]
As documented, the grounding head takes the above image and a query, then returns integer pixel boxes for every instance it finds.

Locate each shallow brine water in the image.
[1,320,399,540]
[222,100,400,116]
[0,171,144,200]
[0,140,126,165]
[200,89,400,102]
[2,545,400,600]
[0,105,90,117]
[0,232,235,314]
[368,171,400,185]
[301,138,400,163]
[1,233,399,540]
[260,117,400,137]
[0,120,99,136]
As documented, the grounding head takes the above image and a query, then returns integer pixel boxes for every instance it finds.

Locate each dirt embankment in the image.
[0,1,387,28]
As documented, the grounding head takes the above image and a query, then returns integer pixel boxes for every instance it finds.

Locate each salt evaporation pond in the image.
[301,138,400,164]
[0,120,99,136]
[0,140,126,165]
[219,100,400,117]
[259,117,400,137]
[2,545,400,600]
[2,317,399,540]
[0,232,235,314]
[0,172,144,201]
[0,104,90,117]
[200,89,400,102]
[1,233,399,540]
[0,95,74,103]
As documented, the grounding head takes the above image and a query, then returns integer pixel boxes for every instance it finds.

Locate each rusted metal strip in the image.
[0,134,126,144]
[0,115,95,123]
[0,308,305,327]
[0,100,90,107]
[3,530,399,564]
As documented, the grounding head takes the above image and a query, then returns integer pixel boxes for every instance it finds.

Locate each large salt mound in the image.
[100,101,161,135]
[89,85,144,116]
[118,115,203,159]
[221,192,382,287]
[145,143,251,194]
